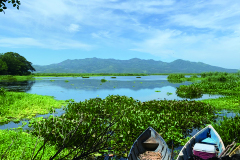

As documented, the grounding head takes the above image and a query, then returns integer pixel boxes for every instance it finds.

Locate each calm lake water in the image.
[0,75,238,159]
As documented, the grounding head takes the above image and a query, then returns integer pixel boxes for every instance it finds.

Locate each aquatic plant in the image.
[1,109,125,160]
[21,95,216,158]
[0,75,17,81]
[176,85,203,99]
[101,79,107,83]
[0,87,7,97]
[167,74,185,80]
[212,115,240,146]
[32,73,148,77]
[167,79,184,83]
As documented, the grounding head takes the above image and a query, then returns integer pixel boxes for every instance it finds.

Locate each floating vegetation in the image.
[190,75,198,78]
[32,73,149,77]
[12,118,20,123]
[111,77,116,78]
[200,71,228,78]
[82,77,90,78]
[21,95,217,158]
[70,84,74,86]
[189,79,240,96]
[176,85,203,99]
[167,74,185,80]
[140,82,143,84]
[168,79,184,83]
[50,80,55,82]
[136,77,141,78]
[1,71,240,159]
[166,92,173,96]
[211,115,240,146]
[101,79,108,83]
[185,75,199,81]
[64,80,69,82]
[0,75,18,82]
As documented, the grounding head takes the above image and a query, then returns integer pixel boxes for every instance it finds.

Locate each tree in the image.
[1,107,125,159]
[0,58,8,75]
[0,0,21,14]
[0,52,36,75]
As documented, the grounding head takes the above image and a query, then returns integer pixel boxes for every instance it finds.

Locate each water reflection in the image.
[0,75,225,131]
[0,75,236,160]
[0,80,35,92]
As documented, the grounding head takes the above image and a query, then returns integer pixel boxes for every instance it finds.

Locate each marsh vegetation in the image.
[0,71,240,159]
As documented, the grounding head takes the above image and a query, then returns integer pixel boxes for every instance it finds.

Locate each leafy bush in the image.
[101,79,107,83]
[212,115,240,146]
[0,87,7,97]
[176,85,203,99]
[167,74,185,80]
[190,75,198,78]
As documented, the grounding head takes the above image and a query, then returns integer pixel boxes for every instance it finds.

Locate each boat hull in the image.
[176,125,225,160]
[128,127,172,160]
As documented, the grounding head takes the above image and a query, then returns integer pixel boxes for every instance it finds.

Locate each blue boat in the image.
[128,127,172,160]
[176,125,225,160]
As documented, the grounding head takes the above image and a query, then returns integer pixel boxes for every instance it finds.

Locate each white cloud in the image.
[67,24,80,32]
[91,31,111,39]
[130,28,240,68]
[0,36,93,50]
[0,37,44,48]
[0,0,240,68]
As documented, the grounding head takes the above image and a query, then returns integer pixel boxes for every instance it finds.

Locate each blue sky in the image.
[0,0,240,69]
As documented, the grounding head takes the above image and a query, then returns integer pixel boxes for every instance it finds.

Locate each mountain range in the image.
[32,58,239,74]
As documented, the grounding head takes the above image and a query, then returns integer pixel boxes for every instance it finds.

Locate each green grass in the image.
[1,71,240,159]
[0,75,35,81]
[0,129,78,160]
[0,91,69,124]
[198,95,240,111]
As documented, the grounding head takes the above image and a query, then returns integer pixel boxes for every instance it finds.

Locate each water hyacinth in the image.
[176,85,203,99]
[1,71,240,159]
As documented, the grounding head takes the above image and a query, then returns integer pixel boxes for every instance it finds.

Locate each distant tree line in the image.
[0,52,36,75]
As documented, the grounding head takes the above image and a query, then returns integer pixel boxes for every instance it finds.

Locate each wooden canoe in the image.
[229,145,240,157]
[176,125,225,160]
[128,127,172,160]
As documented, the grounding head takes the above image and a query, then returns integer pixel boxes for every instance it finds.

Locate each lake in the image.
[0,75,238,159]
